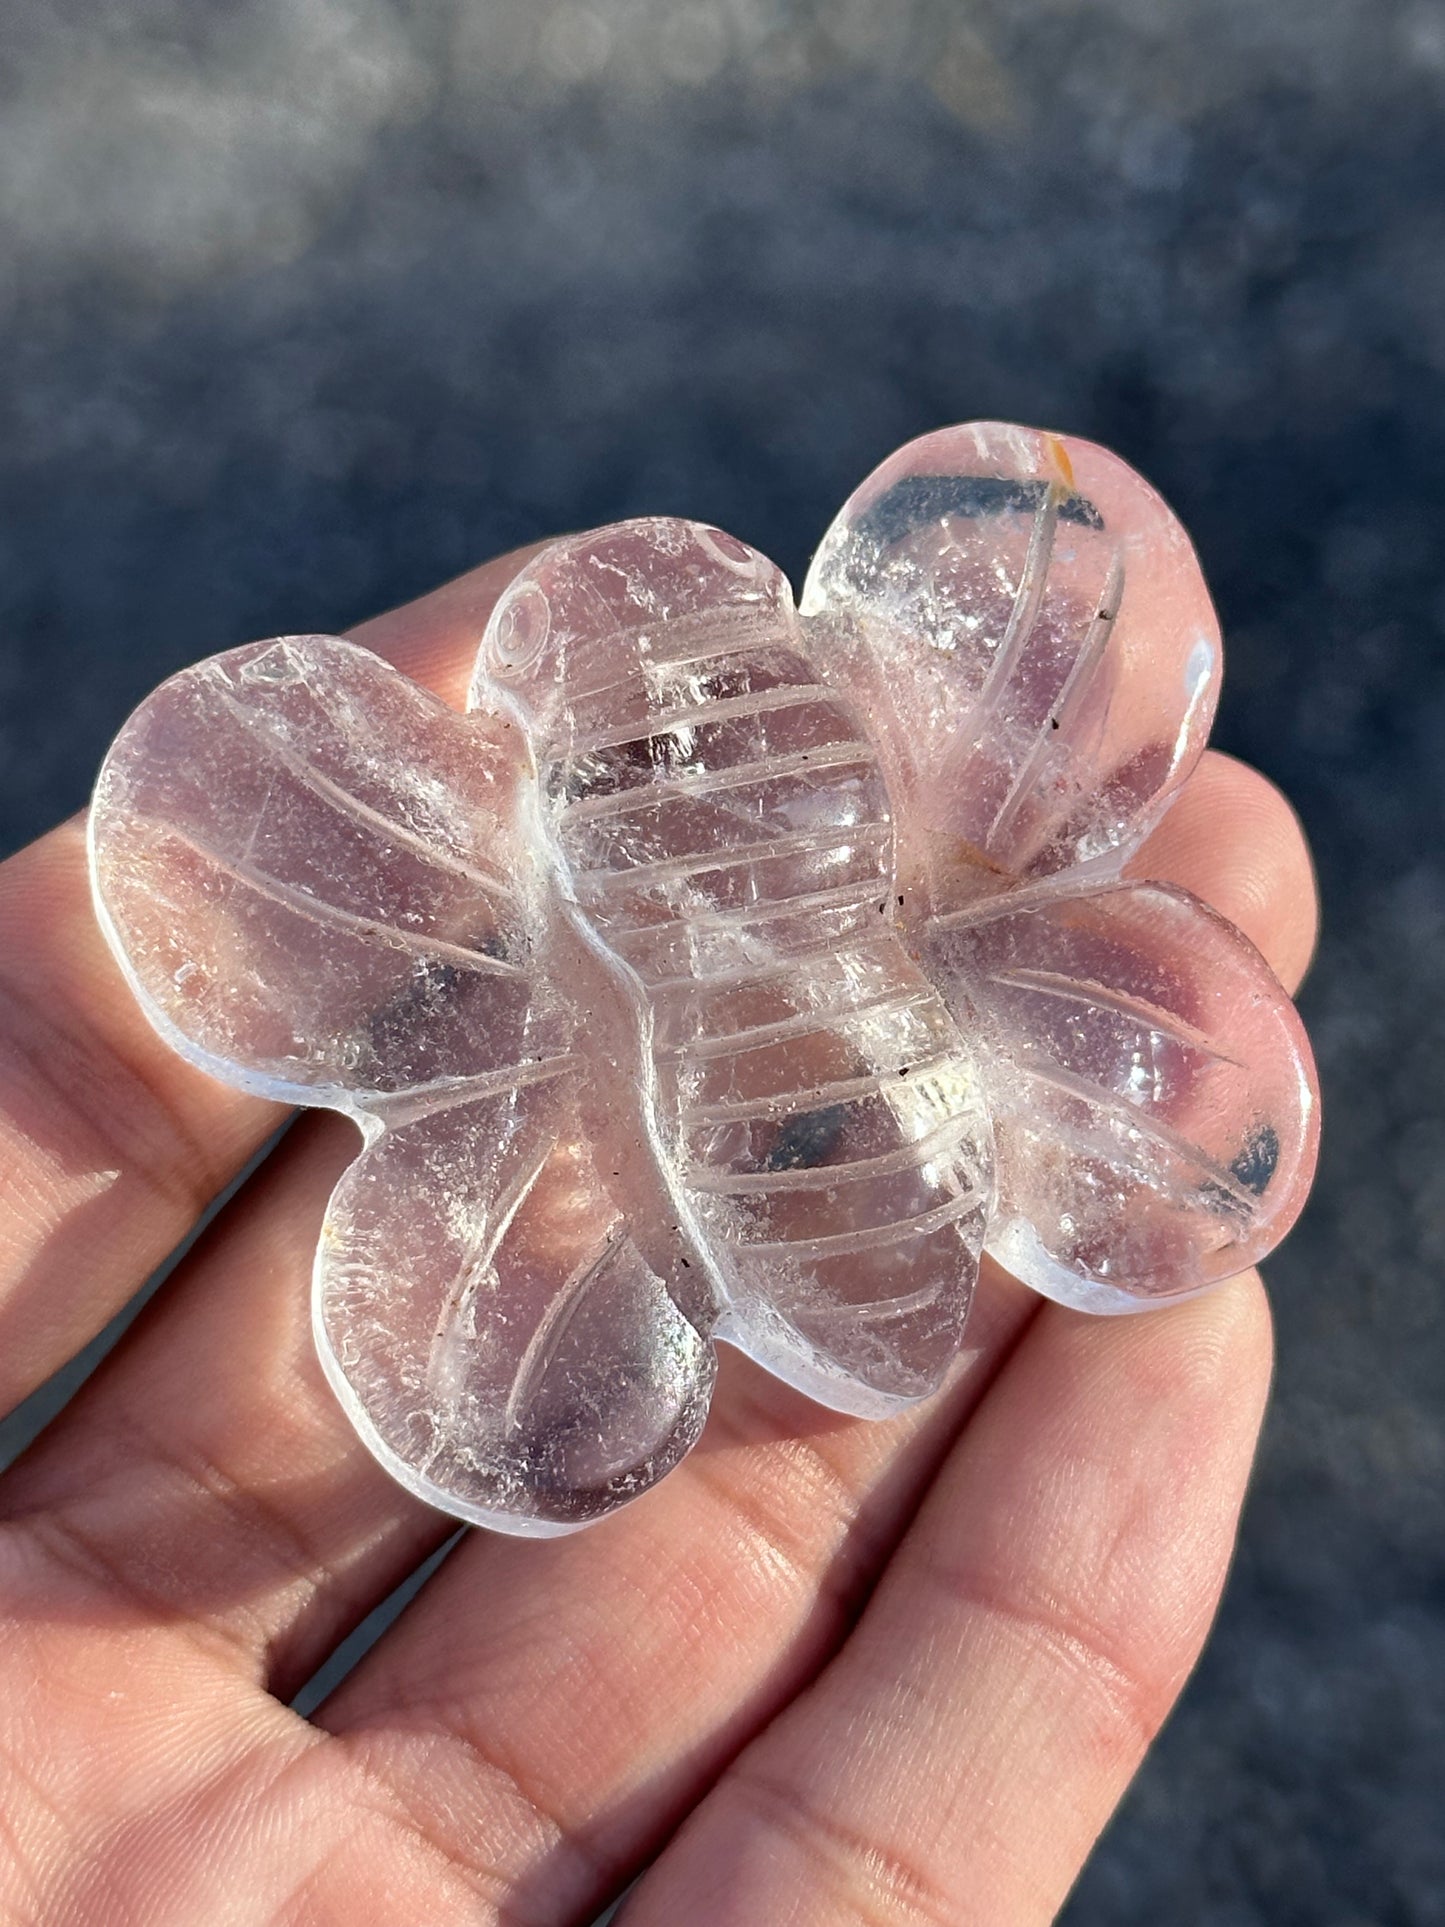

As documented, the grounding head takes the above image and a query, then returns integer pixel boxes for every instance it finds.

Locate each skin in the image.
[0,540,1318,1926]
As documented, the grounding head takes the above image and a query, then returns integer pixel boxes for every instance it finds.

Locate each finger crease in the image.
[338,1715,619,1919]
[911,1554,1168,1759]
[727,1759,964,1927]
[0,1724,74,1924]
[15,1409,338,1675]
[685,1438,863,1628]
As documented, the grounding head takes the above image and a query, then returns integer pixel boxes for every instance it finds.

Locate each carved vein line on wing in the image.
[974,483,1060,709]
[428,1138,556,1372]
[129,817,525,977]
[500,1241,617,1438]
[986,552,1126,846]
[1008,1055,1259,1210]
[370,1053,582,1124]
[211,683,518,899]
[985,965,1244,1069]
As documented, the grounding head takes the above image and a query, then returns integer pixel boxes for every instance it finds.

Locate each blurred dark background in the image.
[1,2,1441,1920]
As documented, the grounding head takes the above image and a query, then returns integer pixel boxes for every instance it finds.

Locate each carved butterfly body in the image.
[89,424,1320,1534]
[482,520,993,1418]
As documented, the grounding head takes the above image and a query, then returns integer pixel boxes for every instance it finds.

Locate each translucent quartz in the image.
[89,422,1320,1532]
[924,880,1317,1310]
[90,636,716,1532]
[796,422,1317,1312]
[478,521,993,1412]
[801,421,1222,910]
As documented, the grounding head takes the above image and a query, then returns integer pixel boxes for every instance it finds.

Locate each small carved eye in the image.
[694,523,773,582]
[487,582,551,677]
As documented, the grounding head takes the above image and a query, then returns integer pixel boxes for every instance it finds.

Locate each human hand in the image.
[0,539,1317,1924]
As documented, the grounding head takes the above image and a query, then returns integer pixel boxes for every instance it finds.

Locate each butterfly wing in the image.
[925,878,1319,1310]
[802,423,1318,1305]
[89,634,716,1531]
[800,421,1222,912]
[314,1079,715,1533]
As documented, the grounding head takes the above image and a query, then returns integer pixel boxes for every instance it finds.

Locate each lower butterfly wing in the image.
[924,878,1319,1311]
[314,1077,716,1534]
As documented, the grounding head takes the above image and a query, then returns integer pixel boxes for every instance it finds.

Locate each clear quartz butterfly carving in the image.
[88,423,1320,1535]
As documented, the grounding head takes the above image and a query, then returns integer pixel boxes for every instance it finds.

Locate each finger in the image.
[0,745,1305,1924]
[0,547,539,1417]
[1131,748,1318,994]
[316,1289,1040,1904]
[622,1274,1273,1926]
[0,819,281,1415]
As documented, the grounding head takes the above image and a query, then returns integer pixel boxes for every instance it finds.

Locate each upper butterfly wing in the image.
[800,421,1222,912]
[89,634,533,1106]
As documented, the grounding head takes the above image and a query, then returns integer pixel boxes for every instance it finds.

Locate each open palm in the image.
[0,542,1317,1925]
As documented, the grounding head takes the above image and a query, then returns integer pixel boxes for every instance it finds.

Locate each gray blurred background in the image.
[0,2,1441,1920]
